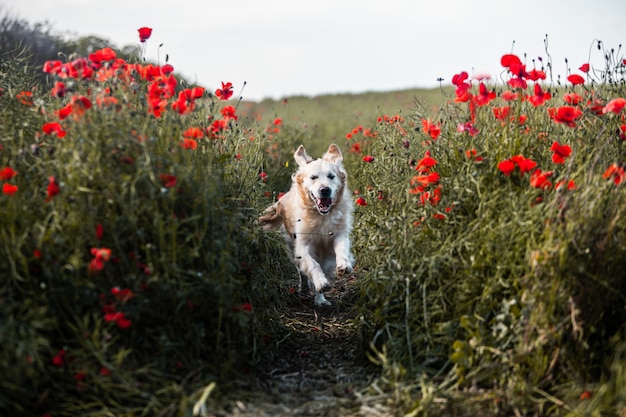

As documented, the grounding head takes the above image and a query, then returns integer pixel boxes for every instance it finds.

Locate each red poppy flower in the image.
[209,119,229,136]
[96,223,105,240]
[527,69,546,81]
[161,64,174,75]
[56,104,73,120]
[619,125,626,141]
[220,105,238,120]
[550,141,572,164]
[111,287,135,302]
[527,83,552,107]
[579,63,590,73]
[415,151,437,173]
[555,179,576,191]
[567,74,585,85]
[183,127,204,139]
[457,121,479,136]
[421,119,441,140]
[493,106,510,121]
[602,98,626,114]
[530,169,553,189]
[215,82,234,100]
[43,60,62,74]
[179,138,198,150]
[508,77,528,90]
[138,27,152,42]
[563,93,583,105]
[89,47,117,64]
[89,247,112,272]
[362,155,375,162]
[603,163,625,185]
[355,197,367,206]
[52,349,66,366]
[51,81,67,98]
[498,159,516,176]
[159,173,177,188]
[0,167,17,181]
[410,172,440,186]
[501,90,519,101]
[474,82,496,106]
[549,106,583,127]
[2,183,18,195]
[16,91,33,106]
[42,122,67,138]
[511,155,537,174]
[501,54,522,68]
[46,176,60,201]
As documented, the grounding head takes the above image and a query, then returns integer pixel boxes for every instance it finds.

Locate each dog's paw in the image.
[312,274,330,292]
[314,293,331,306]
[336,262,353,277]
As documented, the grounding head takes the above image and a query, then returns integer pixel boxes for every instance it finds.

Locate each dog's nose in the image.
[319,187,332,198]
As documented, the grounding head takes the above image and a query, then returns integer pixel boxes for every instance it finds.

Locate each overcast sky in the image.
[4,0,625,101]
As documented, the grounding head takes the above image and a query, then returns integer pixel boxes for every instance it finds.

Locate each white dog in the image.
[259,144,354,306]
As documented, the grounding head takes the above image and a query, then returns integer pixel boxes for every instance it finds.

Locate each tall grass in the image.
[1,32,625,416]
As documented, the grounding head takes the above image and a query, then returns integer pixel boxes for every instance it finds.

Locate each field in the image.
[1,31,626,417]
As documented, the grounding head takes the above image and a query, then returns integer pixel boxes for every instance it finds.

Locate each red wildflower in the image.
[549,106,583,127]
[499,155,537,176]
[52,349,66,367]
[356,197,367,206]
[498,159,516,176]
[501,54,522,69]
[51,81,67,98]
[415,151,437,173]
[579,63,590,73]
[530,169,553,190]
[89,47,117,64]
[602,98,626,114]
[2,183,18,196]
[56,104,73,120]
[555,179,577,191]
[527,83,552,107]
[452,71,472,101]
[89,247,112,273]
[111,287,135,302]
[465,149,483,163]
[421,119,441,140]
[96,223,105,240]
[161,64,174,75]
[411,172,440,186]
[457,121,479,136]
[362,155,375,163]
[179,138,198,150]
[138,27,152,42]
[42,122,67,138]
[43,60,62,74]
[563,93,583,105]
[0,167,17,181]
[215,82,234,100]
[220,105,238,120]
[493,106,511,121]
[550,141,572,164]
[619,125,626,141]
[159,173,177,188]
[501,90,519,101]
[567,74,585,85]
[258,171,267,182]
[16,91,33,106]
[527,69,546,81]
[183,127,204,139]
[603,163,625,185]
[46,176,60,201]
[508,77,528,90]
[474,82,496,106]
[209,119,229,136]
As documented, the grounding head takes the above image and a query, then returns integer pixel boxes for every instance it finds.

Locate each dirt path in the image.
[208,274,394,417]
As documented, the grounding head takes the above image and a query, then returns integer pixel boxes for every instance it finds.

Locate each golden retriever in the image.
[259,144,354,305]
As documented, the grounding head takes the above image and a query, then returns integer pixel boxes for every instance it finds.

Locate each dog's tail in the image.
[258,202,284,231]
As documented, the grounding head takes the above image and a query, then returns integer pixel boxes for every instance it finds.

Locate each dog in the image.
[259,144,354,306]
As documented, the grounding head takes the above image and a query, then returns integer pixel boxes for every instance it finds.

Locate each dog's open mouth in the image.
[312,193,333,214]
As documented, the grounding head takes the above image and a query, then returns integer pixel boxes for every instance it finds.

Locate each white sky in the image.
[4,0,625,101]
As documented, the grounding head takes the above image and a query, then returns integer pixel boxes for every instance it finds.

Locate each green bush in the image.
[0,47,290,415]
[347,55,626,414]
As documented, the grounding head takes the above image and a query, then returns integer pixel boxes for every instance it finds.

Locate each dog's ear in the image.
[294,145,313,166]
[322,144,343,164]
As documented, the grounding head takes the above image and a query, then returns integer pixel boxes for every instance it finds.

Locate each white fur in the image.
[259,144,354,306]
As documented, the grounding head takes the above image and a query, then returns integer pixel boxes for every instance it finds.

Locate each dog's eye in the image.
[327,174,335,180]
[310,175,318,180]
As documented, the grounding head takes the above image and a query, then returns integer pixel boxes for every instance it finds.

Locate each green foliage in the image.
[0,50,291,416]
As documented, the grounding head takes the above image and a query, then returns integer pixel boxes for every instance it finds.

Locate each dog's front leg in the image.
[334,234,354,277]
[294,242,331,306]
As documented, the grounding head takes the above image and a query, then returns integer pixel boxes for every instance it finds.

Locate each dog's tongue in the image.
[318,197,332,212]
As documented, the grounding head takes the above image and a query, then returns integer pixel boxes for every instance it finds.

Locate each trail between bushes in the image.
[209,273,393,417]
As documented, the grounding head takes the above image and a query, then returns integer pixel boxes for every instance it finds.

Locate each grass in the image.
[1,36,625,417]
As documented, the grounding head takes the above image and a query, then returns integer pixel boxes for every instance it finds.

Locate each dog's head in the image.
[294,144,347,215]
